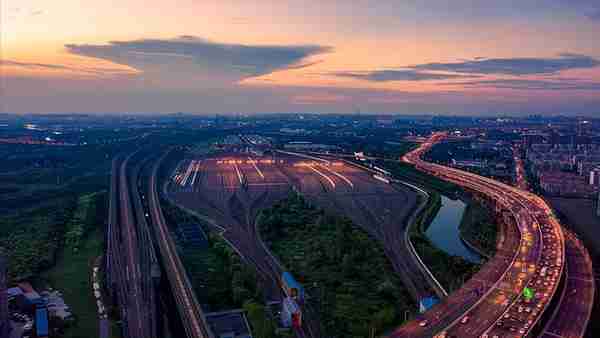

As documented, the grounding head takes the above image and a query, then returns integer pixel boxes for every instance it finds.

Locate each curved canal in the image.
[425,195,482,263]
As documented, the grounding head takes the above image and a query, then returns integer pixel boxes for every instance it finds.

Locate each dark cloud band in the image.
[451,79,600,90]
[332,54,600,84]
[0,59,136,76]
[412,54,599,75]
[331,70,476,82]
[65,36,331,82]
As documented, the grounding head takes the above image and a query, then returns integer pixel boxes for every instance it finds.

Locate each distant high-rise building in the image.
[0,256,8,338]
[590,167,600,186]
[577,120,592,136]
[597,191,600,218]
[522,133,544,149]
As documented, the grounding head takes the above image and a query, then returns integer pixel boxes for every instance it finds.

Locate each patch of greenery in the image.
[258,194,414,338]
[379,160,459,195]
[243,301,278,338]
[160,202,263,312]
[414,192,442,233]
[39,192,119,338]
[459,200,497,257]
[0,198,77,281]
[181,234,264,311]
[65,192,101,252]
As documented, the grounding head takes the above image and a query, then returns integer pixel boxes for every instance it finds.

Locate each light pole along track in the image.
[148,151,215,338]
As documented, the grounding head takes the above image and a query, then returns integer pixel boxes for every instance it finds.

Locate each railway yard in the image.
[104,132,595,338]
[167,152,428,337]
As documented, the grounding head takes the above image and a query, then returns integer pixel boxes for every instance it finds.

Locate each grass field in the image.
[0,197,76,282]
[39,192,120,338]
[42,226,103,338]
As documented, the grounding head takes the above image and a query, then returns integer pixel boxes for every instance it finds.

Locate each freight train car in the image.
[281,272,304,301]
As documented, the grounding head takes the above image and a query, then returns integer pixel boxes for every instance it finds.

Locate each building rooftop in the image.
[205,310,252,338]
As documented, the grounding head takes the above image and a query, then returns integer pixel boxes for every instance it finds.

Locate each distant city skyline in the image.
[2,0,600,114]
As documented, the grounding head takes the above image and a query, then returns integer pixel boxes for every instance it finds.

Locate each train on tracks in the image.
[280,272,304,328]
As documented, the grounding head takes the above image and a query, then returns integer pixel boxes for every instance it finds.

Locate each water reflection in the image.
[425,195,482,263]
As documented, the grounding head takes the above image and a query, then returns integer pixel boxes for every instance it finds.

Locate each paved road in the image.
[539,229,595,338]
[392,133,567,338]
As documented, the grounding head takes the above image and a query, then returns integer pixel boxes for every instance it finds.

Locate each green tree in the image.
[243,301,276,338]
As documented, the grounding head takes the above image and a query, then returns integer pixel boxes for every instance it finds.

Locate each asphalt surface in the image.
[539,229,595,338]
[515,146,596,338]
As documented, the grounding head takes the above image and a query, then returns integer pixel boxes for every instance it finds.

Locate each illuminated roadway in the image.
[515,145,595,338]
[392,132,570,338]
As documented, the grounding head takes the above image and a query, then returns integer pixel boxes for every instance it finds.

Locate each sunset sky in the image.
[3,0,600,115]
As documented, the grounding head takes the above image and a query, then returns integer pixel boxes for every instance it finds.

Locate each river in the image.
[425,195,482,263]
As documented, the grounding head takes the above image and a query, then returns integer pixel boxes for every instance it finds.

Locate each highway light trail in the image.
[248,157,265,179]
[233,163,244,185]
[181,160,196,186]
[308,164,336,189]
[318,164,354,188]
[392,132,572,338]
[190,161,200,186]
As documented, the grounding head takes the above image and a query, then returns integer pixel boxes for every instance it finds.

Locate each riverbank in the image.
[458,200,497,259]
[408,192,480,293]
[258,194,415,338]
[425,195,482,263]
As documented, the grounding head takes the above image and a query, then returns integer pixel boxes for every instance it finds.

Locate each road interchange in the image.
[107,134,594,338]
[392,132,594,338]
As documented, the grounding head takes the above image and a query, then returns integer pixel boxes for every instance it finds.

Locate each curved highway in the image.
[392,132,579,338]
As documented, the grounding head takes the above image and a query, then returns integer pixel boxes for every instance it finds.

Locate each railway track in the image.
[170,155,320,338]
[148,152,215,338]
[106,153,158,338]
